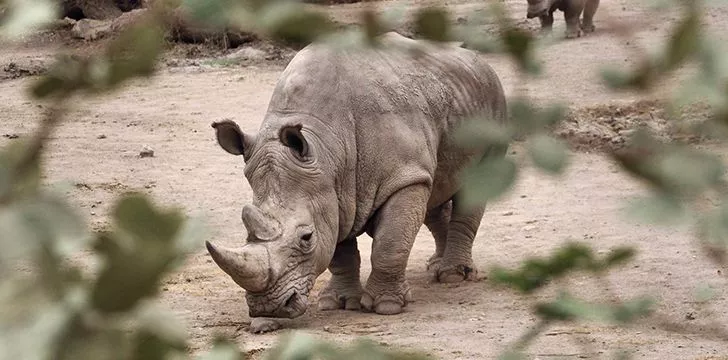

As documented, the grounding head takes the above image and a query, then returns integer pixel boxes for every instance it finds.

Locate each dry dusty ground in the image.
[2,0,728,359]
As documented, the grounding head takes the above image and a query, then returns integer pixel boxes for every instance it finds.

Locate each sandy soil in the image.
[2,0,728,359]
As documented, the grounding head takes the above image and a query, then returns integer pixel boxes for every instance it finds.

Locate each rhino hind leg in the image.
[361,184,430,315]
[424,200,452,274]
[433,198,486,283]
[318,237,363,311]
[581,0,599,33]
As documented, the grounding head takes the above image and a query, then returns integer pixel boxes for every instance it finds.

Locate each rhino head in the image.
[205,119,339,319]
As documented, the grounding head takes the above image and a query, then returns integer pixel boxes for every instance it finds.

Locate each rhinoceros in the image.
[205,32,508,329]
[526,0,600,38]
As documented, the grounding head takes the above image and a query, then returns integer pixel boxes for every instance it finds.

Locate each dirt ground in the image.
[2,0,728,359]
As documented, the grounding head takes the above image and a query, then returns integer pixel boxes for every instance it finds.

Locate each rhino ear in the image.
[279,124,309,159]
[211,120,253,159]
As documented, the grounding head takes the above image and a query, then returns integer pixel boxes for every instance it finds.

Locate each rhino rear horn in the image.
[205,241,270,293]
[241,205,281,241]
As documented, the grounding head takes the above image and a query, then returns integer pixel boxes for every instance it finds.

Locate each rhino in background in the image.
[526,0,600,38]
[205,32,508,329]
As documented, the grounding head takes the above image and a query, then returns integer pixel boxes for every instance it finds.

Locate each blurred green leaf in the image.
[656,147,724,194]
[91,193,185,313]
[694,284,716,303]
[453,117,514,149]
[0,195,86,267]
[198,337,244,360]
[133,302,189,351]
[265,332,325,360]
[359,9,384,44]
[258,2,335,46]
[603,247,636,268]
[613,129,725,196]
[491,243,636,293]
[103,21,165,90]
[132,329,186,360]
[31,19,164,99]
[182,0,238,27]
[601,60,656,91]
[0,138,43,200]
[114,193,184,245]
[623,194,685,225]
[501,27,539,75]
[507,100,566,139]
[696,203,728,259]
[0,0,58,40]
[662,4,700,71]
[539,104,567,128]
[535,293,654,324]
[413,6,450,42]
[0,292,76,360]
[458,155,516,210]
[56,326,133,360]
[526,134,569,174]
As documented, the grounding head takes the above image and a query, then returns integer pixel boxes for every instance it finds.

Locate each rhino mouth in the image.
[246,289,309,319]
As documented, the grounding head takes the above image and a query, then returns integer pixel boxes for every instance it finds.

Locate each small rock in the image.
[685,312,696,320]
[139,146,155,158]
[522,225,536,232]
[71,19,112,40]
[323,326,332,332]
[97,134,107,139]
[3,133,19,139]
[502,211,514,216]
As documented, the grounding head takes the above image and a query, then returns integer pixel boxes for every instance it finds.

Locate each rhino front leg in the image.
[581,0,599,33]
[318,237,363,311]
[539,13,554,34]
[424,200,452,274]
[563,0,585,38]
[361,184,430,315]
[435,198,486,283]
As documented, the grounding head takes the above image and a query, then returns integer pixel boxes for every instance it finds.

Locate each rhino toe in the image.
[361,293,409,315]
[317,293,361,311]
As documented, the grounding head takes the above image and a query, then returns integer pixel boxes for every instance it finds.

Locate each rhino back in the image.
[266,33,507,238]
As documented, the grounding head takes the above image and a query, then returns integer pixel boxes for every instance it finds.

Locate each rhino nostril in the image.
[285,292,298,308]
[300,232,313,241]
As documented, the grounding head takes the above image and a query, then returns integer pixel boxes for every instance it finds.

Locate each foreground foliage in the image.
[1,0,727,359]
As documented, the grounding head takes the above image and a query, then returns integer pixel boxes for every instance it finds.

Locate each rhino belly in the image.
[427,147,483,209]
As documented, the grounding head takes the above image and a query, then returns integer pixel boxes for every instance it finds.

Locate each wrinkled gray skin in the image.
[526,0,600,38]
[205,32,507,332]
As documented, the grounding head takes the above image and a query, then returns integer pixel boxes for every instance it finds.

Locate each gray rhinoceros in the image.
[526,0,600,38]
[205,32,507,325]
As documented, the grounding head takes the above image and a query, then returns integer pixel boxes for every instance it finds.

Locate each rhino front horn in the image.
[241,204,280,241]
[205,241,270,293]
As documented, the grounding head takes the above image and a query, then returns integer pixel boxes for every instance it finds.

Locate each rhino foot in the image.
[361,280,413,315]
[565,28,582,39]
[581,22,595,33]
[248,317,282,334]
[428,258,479,283]
[317,288,362,311]
[437,263,479,283]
